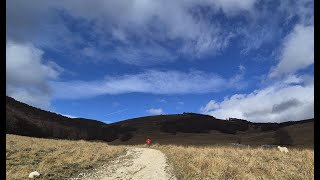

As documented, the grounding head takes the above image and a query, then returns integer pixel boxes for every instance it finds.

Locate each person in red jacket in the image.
[146,138,152,145]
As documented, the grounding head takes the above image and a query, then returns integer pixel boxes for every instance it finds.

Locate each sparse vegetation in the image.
[274,129,293,145]
[6,134,126,180]
[120,132,133,142]
[6,134,314,180]
[152,144,314,180]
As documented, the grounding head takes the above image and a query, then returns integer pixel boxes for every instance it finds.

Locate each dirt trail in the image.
[75,147,177,180]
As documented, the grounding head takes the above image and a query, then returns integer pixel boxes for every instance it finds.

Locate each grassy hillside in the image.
[6,134,314,180]
[6,96,314,146]
[6,134,126,180]
[153,144,314,180]
[109,114,314,147]
[6,96,107,140]
[6,96,136,142]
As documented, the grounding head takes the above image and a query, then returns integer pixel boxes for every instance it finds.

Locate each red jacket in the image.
[146,139,152,145]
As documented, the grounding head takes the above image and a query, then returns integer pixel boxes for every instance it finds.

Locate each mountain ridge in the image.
[6,96,314,147]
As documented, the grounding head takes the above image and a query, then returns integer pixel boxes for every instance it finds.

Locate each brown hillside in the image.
[6,96,314,147]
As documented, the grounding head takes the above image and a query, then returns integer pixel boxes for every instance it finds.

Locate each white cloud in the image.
[200,75,314,122]
[210,0,256,15]
[200,100,219,113]
[82,47,103,59]
[239,64,246,72]
[269,24,314,78]
[6,41,62,109]
[6,87,52,109]
[111,43,177,66]
[279,0,314,26]
[178,101,184,105]
[159,99,167,103]
[7,0,314,64]
[51,69,246,99]
[212,21,315,123]
[239,0,313,54]
[228,65,247,90]
[59,0,250,59]
[6,0,259,65]
[147,108,164,115]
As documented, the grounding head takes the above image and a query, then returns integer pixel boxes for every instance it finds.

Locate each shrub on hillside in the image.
[120,133,133,142]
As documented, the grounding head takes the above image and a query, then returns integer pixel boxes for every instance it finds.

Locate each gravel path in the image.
[74,147,177,180]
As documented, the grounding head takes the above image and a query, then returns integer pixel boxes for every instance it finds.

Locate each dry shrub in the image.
[155,145,314,180]
[6,134,126,180]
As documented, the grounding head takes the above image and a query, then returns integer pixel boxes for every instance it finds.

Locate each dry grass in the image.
[6,134,314,180]
[6,134,126,180]
[152,144,314,180]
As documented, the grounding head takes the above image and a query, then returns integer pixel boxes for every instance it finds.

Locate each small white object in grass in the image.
[28,171,40,178]
[277,146,289,153]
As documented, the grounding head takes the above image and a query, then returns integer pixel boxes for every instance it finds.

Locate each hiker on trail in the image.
[146,138,152,145]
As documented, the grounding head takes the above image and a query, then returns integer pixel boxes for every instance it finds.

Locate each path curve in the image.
[75,147,177,180]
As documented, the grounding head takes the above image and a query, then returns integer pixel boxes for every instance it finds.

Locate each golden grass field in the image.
[6,134,314,180]
[6,134,126,180]
[152,144,314,180]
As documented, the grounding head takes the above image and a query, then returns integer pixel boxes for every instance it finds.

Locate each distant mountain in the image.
[108,113,314,147]
[6,96,135,142]
[6,96,314,147]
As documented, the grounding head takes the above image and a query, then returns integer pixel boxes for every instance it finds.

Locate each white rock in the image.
[28,171,40,178]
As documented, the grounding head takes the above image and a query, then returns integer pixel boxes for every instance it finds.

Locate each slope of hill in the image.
[108,113,314,147]
[6,96,314,146]
[6,96,102,140]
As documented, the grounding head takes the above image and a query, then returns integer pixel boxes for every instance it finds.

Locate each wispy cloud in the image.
[7,0,314,66]
[51,69,246,99]
[110,43,177,66]
[159,99,167,103]
[105,109,128,116]
[6,0,260,65]
[177,101,184,105]
[239,0,313,55]
[147,108,164,115]
[204,17,314,123]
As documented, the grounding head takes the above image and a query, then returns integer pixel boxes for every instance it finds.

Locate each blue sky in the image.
[6,0,314,123]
